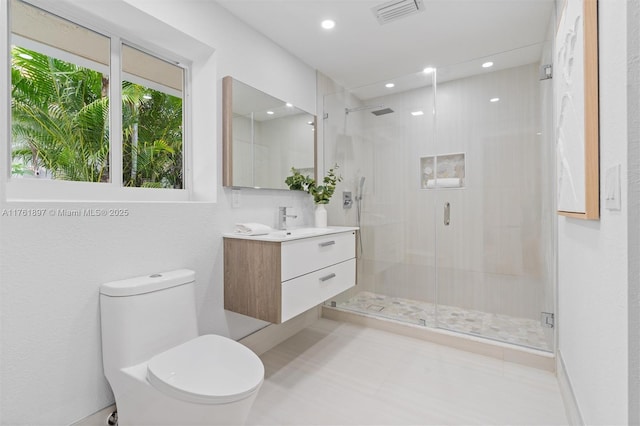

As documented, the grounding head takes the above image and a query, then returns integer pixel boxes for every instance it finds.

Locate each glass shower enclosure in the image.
[323,43,555,352]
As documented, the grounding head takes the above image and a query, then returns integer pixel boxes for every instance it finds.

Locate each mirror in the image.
[222,76,317,189]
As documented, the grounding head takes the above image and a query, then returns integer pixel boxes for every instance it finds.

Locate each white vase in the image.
[314,204,327,228]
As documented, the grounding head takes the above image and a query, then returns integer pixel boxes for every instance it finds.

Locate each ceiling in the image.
[215,0,555,95]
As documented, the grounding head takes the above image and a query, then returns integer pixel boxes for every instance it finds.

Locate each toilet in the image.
[99,269,264,426]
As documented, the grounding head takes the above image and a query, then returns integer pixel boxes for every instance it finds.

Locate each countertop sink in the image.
[223,226,358,242]
[268,227,332,239]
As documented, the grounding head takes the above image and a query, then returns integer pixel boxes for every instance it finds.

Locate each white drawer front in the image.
[281,231,355,281]
[281,259,356,322]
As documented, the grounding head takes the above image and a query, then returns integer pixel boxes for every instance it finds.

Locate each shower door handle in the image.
[444,202,450,226]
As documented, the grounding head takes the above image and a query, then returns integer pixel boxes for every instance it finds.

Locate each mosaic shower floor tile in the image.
[334,291,551,351]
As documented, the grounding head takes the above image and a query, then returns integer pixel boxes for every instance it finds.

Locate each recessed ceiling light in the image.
[411,111,424,116]
[18,53,33,60]
[490,97,500,103]
[321,19,335,29]
[286,102,293,107]
[423,67,435,74]
[385,83,395,88]
[482,61,494,68]
[267,110,275,115]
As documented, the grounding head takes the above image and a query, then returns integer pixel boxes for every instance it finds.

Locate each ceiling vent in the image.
[372,0,425,25]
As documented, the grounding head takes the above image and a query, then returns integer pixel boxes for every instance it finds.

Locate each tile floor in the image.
[246,318,567,425]
[333,291,551,351]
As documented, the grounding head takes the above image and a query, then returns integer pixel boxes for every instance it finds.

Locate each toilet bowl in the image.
[100,269,264,425]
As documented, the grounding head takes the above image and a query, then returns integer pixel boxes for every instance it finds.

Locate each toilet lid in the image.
[147,334,264,404]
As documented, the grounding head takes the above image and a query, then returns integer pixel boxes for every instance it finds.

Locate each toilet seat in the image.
[147,334,264,405]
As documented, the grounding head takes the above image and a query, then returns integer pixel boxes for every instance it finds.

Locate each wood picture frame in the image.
[556,0,599,219]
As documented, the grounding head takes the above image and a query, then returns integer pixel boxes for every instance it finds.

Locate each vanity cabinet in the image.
[224,230,356,323]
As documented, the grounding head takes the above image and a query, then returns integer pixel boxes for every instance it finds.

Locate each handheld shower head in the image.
[355,176,366,255]
[357,176,366,200]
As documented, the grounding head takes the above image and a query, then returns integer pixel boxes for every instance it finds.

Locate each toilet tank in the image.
[100,269,199,375]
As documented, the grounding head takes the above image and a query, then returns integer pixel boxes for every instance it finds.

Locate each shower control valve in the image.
[343,191,353,209]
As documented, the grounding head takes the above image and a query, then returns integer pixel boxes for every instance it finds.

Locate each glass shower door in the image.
[433,50,555,352]
[321,71,438,328]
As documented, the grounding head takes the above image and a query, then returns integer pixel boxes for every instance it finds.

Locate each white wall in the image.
[627,1,640,423]
[557,0,629,423]
[0,1,317,425]
[124,0,315,115]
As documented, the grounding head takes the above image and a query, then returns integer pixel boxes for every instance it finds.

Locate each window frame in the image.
[4,0,195,202]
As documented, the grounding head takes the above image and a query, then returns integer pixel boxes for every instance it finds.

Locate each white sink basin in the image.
[268,227,331,239]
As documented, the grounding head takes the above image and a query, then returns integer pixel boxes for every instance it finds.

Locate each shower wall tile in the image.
[499,228,524,276]
[375,263,434,303]
[436,267,478,310]
[484,188,503,230]
[523,233,544,275]
[483,227,501,274]
[484,273,517,316]
[501,189,524,228]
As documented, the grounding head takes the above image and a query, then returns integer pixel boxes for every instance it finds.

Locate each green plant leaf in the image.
[285,164,342,204]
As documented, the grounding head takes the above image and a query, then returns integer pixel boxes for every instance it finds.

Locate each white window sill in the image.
[5,178,190,203]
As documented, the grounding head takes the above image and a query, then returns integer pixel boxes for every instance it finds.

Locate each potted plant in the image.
[285,165,342,227]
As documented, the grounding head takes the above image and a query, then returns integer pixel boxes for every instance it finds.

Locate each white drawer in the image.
[281,258,356,322]
[281,231,355,281]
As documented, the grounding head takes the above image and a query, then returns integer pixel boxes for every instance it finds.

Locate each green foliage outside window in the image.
[10,46,183,188]
[11,46,109,182]
[122,82,183,189]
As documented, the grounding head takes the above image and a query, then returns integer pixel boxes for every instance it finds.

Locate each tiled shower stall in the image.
[322,45,556,352]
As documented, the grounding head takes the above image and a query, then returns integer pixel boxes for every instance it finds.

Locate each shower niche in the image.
[420,153,465,189]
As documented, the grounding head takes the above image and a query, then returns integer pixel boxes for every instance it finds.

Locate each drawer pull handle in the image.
[319,273,336,282]
[319,240,336,247]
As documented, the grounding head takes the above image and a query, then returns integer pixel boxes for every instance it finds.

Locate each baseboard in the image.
[557,350,585,425]
[240,307,320,355]
[71,405,116,426]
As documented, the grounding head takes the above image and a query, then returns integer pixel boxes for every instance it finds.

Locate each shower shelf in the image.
[420,153,466,189]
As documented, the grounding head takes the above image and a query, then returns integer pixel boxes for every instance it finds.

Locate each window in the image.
[11,0,111,182]
[121,45,184,189]
[9,0,186,195]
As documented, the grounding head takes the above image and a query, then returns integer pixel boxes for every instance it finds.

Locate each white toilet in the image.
[100,269,264,426]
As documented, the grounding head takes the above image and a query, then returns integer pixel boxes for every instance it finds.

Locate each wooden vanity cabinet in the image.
[224,230,356,323]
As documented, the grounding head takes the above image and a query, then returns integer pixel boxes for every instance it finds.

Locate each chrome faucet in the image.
[278,206,297,230]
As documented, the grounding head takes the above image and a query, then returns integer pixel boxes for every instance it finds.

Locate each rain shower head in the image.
[345,104,384,114]
[371,107,394,116]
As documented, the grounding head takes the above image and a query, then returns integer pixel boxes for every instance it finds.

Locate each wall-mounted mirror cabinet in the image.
[222,76,317,190]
